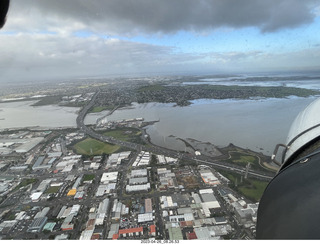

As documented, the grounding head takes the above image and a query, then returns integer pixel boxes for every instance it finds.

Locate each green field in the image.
[83,174,95,181]
[45,186,61,194]
[231,153,258,165]
[14,178,38,191]
[218,170,269,202]
[31,96,62,106]
[73,138,121,156]
[103,128,145,144]
[238,180,269,202]
[226,150,263,171]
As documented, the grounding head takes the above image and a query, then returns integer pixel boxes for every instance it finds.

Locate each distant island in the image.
[1,76,320,109]
[135,84,320,106]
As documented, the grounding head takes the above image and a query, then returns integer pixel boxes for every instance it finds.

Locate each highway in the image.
[193,158,274,181]
[76,91,275,182]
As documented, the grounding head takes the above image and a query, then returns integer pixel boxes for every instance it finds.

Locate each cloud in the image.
[2,28,319,83]
[1,1,319,82]
[5,0,318,35]
[0,33,206,82]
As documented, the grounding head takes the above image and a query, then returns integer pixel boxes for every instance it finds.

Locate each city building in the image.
[118,227,143,238]
[101,172,118,183]
[138,212,153,223]
[131,169,148,178]
[27,217,48,233]
[199,169,220,185]
[126,183,150,193]
[145,198,152,213]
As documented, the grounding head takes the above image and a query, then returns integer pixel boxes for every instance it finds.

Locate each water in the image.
[0,100,80,129]
[0,91,318,156]
[105,96,318,155]
[184,77,320,90]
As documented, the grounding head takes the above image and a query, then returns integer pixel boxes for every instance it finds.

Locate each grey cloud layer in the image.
[0,34,206,82]
[2,32,319,83]
[8,0,317,34]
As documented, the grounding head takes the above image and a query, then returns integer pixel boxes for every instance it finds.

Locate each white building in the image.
[131,169,148,178]
[126,183,150,193]
[101,172,118,183]
[138,213,153,223]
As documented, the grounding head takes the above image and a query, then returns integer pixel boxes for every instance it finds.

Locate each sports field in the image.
[73,138,121,156]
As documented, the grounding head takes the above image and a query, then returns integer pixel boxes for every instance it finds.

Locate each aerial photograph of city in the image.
[1,0,320,241]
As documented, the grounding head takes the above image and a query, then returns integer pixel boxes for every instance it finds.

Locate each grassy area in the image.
[238,180,269,202]
[45,186,61,194]
[15,178,38,191]
[73,138,121,156]
[230,152,258,166]
[83,174,95,181]
[103,128,146,145]
[225,149,264,171]
[31,96,62,106]
[218,170,269,202]
[2,211,16,221]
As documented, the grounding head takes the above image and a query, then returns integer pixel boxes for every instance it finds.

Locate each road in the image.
[76,91,275,182]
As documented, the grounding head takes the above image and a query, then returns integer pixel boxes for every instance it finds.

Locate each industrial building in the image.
[34,207,50,219]
[168,227,183,240]
[126,183,150,193]
[47,152,62,158]
[232,202,259,226]
[130,169,148,178]
[61,214,75,231]
[43,222,56,232]
[27,217,48,233]
[199,169,220,185]
[95,198,110,225]
[30,192,43,202]
[169,213,194,222]
[111,199,122,221]
[157,168,178,190]
[157,155,178,164]
[132,151,150,167]
[145,198,153,213]
[118,226,143,238]
[138,212,153,223]
[57,205,80,219]
[101,172,118,183]
[108,224,120,239]
[160,196,178,208]
[199,189,221,217]
[15,137,44,153]
[193,225,232,239]
[55,155,81,172]
[129,177,148,185]
[106,151,131,167]
[0,220,17,233]
[95,183,116,197]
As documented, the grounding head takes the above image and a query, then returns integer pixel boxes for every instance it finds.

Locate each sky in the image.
[1,0,320,83]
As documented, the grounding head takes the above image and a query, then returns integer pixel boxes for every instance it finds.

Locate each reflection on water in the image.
[0,101,80,129]
[0,96,318,156]
[105,97,318,155]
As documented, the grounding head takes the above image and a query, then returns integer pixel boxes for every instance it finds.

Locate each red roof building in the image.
[186,232,197,240]
[149,225,156,236]
[91,233,100,240]
[180,221,194,227]
[118,227,143,237]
